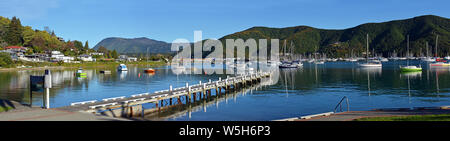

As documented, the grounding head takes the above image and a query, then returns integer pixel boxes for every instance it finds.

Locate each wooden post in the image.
[141,104,145,118]
[203,83,206,100]
[186,83,190,103]
[194,92,197,102]
[129,106,133,117]
[156,101,160,112]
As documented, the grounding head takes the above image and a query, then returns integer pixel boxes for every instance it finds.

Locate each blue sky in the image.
[0,0,449,47]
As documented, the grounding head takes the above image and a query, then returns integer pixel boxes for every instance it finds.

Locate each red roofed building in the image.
[5,46,28,53]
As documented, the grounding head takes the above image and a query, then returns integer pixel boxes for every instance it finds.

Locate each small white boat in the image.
[314,61,325,64]
[117,64,128,71]
[379,58,389,62]
[349,58,358,62]
[359,62,382,67]
[279,63,298,68]
[421,57,435,62]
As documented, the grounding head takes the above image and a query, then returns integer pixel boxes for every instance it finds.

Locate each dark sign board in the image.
[30,76,45,92]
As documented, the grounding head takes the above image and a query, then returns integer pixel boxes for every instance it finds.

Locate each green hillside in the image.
[218,15,450,58]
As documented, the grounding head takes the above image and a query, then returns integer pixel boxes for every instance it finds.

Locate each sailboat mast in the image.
[366,34,369,62]
[284,40,287,58]
[407,35,409,66]
[426,41,429,58]
[435,35,439,57]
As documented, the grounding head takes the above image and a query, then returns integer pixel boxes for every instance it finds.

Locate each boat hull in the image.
[359,64,382,67]
[144,69,155,73]
[430,63,450,67]
[400,68,422,72]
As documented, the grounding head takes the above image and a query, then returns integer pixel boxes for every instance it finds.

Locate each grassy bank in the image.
[355,114,450,121]
[0,106,14,113]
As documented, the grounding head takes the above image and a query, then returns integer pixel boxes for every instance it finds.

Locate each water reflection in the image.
[0,61,450,120]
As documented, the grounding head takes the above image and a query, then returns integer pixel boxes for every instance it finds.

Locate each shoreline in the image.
[0,61,167,72]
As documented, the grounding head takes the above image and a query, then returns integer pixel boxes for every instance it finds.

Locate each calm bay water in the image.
[1,61,449,121]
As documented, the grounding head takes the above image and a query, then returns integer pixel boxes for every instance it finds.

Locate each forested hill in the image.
[93,37,171,54]
[219,15,450,58]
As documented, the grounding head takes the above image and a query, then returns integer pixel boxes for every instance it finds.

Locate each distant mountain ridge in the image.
[93,37,171,54]
[94,15,449,57]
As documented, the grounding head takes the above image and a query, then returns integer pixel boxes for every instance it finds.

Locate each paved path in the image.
[0,99,130,121]
[0,108,131,121]
[297,109,450,121]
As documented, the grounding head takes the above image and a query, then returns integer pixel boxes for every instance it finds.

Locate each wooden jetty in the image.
[57,72,271,118]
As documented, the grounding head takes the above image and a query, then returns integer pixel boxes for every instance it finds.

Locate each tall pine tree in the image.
[84,41,89,50]
[6,16,23,46]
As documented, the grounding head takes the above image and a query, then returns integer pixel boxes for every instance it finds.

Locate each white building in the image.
[78,54,93,62]
[127,57,137,62]
[90,52,104,56]
[50,51,74,62]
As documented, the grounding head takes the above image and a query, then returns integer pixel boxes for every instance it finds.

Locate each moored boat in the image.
[430,61,450,67]
[400,65,422,72]
[76,68,87,77]
[359,34,382,68]
[117,64,128,71]
[100,70,111,74]
[144,68,155,73]
[400,35,422,72]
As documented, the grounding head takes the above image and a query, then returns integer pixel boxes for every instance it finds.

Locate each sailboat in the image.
[421,41,435,62]
[279,40,300,68]
[359,34,382,67]
[143,48,155,73]
[400,35,422,72]
[290,41,303,67]
[76,68,87,77]
[430,35,450,67]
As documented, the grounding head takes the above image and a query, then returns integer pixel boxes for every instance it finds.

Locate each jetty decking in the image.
[57,72,271,118]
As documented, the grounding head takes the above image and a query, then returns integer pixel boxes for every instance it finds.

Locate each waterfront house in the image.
[1,46,28,61]
[4,46,28,53]
[78,54,93,62]
[127,57,137,62]
[50,51,75,62]
[90,52,104,56]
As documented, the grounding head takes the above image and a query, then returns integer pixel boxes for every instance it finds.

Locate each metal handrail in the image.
[334,96,349,113]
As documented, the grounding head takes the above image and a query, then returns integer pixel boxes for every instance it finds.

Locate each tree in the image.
[50,30,55,37]
[25,48,33,55]
[30,34,45,50]
[111,50,119,59]
[0,52,13,68]
[97,46,108,54]
[84,41,89,51]
[5,16,23,45]
[73,40,83,50]
[22,26,35,47]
